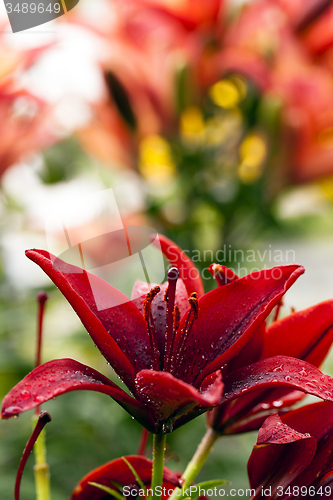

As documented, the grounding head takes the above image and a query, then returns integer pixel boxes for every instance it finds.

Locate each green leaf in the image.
[122,457,148,498]
[88,481,124,500]
[177,479,230,500]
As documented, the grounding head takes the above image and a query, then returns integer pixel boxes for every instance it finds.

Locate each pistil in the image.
[143,286,161,370]
[164,267,179,370]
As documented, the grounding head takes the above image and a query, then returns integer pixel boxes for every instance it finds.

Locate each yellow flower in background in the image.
[180,106,205,144]
[319,176,333,201]
[139,135,176,186]
[209,78,246,109]
[238,133,267,184]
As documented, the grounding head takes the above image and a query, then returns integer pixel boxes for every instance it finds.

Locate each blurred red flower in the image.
[71,455,180,500]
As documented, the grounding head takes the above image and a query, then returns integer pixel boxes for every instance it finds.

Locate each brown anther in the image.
[188,292,199,319]
[143,286,161,321]
[164,285,169,302]
[173,305,181,332]
[208,263,238,286]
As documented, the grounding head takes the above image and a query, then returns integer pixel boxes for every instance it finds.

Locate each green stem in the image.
[151,433,166,500]
[33,415,51,500]
[169,428,220,500]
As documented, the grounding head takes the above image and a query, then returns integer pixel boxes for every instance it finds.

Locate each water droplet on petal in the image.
[20,390,31,400]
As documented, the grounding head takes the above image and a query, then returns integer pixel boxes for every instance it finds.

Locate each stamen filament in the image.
[35,292,48,416]
[173,305,181,333]
[273,299,283,323]
[172,293,199,373]
[35,292,48,370]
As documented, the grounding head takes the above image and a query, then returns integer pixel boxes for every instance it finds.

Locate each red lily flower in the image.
[207,266,333,434]
[248,402,333,500]
[71,455,180,500]
[2,236,333,434]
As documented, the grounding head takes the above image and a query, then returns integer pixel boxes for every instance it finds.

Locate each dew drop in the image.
[20,390,31,400]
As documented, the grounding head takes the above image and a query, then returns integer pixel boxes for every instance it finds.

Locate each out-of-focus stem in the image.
[151,433,166,500]
[33,414,51,500]
[168,427,220,500]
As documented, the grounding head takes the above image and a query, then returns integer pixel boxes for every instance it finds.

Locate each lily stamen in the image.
[273,298,283,323]
[143,286,161,370]
[173,305,181,333]
[209,263,238,286]
[172,293,199,371]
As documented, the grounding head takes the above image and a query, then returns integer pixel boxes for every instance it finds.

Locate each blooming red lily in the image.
[248,402,333,500]
[207,265,333,434]
[2,236,333,434]
[71,455,180,500]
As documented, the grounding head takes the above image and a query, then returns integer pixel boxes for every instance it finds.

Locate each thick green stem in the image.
[151,433,166,500]
[169,428,220,500]
[33,416,51,500]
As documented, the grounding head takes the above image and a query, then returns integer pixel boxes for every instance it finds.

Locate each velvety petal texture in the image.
[263,300,333,366]
[248,402,333,500]
[135,369,223,430]
[222,356,333,404]
[208,299,333,434]
[4,237,332,435]
[248,414,317,499]
[26,249,150,393]
[71,455,180,500]
[1,359,155,431]
[173,265,304,385]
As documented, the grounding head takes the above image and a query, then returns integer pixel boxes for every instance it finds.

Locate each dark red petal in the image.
[152,234,204,297]
[226,322,266,374]
[71,455,180,500]
[263,300,333,367]
[248,414,317,499]
[26,249,151,391]
[222,356,333,405]
[210,301,333,434]
[131,279,189,354]
[282,401,333,442]
[1,359,155,432]
[316,470,333,496]
[135,369,223,432]
[216,387,304,434]
[280,404,333,496]
[174,265,304,385]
